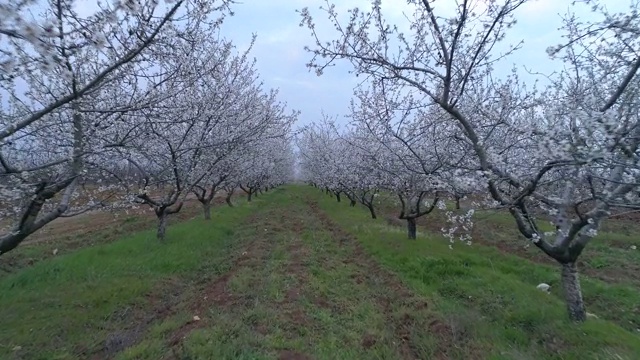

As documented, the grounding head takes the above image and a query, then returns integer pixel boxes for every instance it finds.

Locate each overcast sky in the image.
[219,0,628,129]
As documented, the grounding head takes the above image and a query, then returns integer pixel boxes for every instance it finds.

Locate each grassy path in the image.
[140,190,438,359]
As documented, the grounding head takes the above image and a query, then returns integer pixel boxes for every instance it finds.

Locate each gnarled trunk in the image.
[225,193,234,207]
[406,218,416,239]
[247,190,253,202]
[561,262,586,322]
[157,213,168,241]
[0,178,75,255]
[367,204,377,219]
[202,200,212,220]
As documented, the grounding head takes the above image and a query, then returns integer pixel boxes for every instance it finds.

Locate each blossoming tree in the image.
[299,0,640,321]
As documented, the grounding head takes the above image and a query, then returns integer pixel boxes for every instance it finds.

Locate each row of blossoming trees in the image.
[0,0,296,250]
[297,0,640,323]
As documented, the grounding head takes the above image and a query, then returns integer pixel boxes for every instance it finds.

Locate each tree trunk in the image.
[406,218,417,239]
[367,204,377,219]
[202,201,212,220]
[157,213,168,241]
[455,196,461,210]
[247,190,253,202]
[225,193,234,207]
[350,199,356,207]
[561,262,586,322]
[336,193,341,202]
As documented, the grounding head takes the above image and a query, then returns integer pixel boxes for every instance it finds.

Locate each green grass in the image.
[372,191,640,289]
[1,185,639,359]
[313,187,640,359]
[0,197,257,359]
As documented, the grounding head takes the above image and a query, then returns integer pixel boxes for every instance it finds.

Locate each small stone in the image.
[52,248,58,255]
[193,315,200,321]
[12,346,21,351]
[536,283,550,292]
[630,245,637,250]
[586,312,598,319]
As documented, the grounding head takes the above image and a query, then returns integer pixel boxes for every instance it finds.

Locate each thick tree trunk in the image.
[367,204,377,219]
[157,214,168,241]
[247,190,253,202]
[406,218,417,239]
[225,193,234,207]
[336,193,341,202]
[561,262,586,322]
[202,201,212,220]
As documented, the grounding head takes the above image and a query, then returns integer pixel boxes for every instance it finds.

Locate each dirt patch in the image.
[165,213,275,348]
[426,319,461,360]
[313,294,331,309]
[277,219,313,336]
[361,333,377,349]
[283,240,309,303]
[85,277,188,359]
[278,350,314,360]
[88,208,273,357]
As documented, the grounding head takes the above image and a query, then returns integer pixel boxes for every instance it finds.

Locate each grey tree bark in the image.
[152,202,182,241]
[157,213,168,241]
[367,204,377,219]
[202,201,212,220]
[561,262,587,322]
[406,218,417,240]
